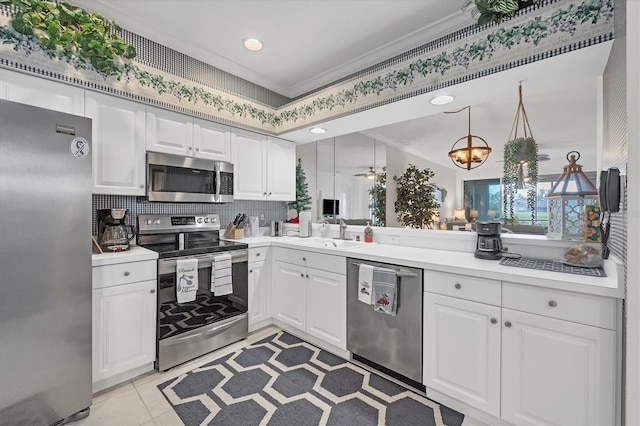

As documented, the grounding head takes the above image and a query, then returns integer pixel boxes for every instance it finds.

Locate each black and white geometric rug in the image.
[158,330,465,426]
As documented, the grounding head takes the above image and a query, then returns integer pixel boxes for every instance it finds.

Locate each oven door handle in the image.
[164,315,246,345]
[159,250,248,269]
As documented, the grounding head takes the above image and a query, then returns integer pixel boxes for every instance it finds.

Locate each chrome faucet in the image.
[339,219,348,240]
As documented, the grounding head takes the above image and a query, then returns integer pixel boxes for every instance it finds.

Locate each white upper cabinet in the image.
[145,106,193,156]
[146,106,231,161]
[86,91,146,195]
[267,137,296,201]
[231,129,295,201]
[231,129,267,199]
[193,118,231,161]
[0,69,84,115]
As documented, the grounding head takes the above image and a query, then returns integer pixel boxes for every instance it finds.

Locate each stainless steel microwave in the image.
[146,152,234,203]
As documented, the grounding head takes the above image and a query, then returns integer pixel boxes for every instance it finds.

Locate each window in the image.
[463,172,597,227]
[463,179,501,221]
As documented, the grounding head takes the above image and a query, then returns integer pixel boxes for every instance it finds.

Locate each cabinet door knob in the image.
[188,146,192,150]
[249,269,253,273]
[195,148,199,152]
[504,321,512,328]
[150,289,156,293]
[490,318,497,324]
[548,300,558,307]
[123,271,130,276]
[302,257,306,262]
[454,283,461,290]
[139,184,145,189]
[263,192,267,196]
[300,273,304,277]
[268,192,272,196]
[305,274,309,278]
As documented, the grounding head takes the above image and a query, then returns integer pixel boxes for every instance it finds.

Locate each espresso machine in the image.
[98,208,136,252]
[474,221,504,260]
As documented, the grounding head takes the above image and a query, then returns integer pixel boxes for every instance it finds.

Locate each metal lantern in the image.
[546,151,598,240]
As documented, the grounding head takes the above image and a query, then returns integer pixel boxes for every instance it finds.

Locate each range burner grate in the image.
[499,257,606,277]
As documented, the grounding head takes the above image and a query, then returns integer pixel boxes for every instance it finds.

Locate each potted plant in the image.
[287,158,312,219]
[472,0,542,26]
[503,137,538,224]
[393,164,440,229]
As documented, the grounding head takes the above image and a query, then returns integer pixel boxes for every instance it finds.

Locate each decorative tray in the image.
[499,257,606,277]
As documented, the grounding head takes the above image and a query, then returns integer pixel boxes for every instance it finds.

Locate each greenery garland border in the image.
[0,0,613,132]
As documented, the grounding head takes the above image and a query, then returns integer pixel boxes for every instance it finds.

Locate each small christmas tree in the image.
[288,158,312,216]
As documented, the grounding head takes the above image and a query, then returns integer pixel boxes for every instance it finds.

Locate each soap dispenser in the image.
[364,221,373,243]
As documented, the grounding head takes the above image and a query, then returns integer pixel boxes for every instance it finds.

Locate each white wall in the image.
[625,1,640,424]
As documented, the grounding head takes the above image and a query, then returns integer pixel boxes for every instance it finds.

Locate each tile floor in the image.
[75,326,479,426]
[75,326,279,426]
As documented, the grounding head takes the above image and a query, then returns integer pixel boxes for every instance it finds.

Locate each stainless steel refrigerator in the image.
[0,100,93,424]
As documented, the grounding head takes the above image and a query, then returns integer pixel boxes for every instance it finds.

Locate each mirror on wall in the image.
[296,135,386,226]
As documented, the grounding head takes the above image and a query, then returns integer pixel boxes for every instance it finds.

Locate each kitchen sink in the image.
[286,237,372,249]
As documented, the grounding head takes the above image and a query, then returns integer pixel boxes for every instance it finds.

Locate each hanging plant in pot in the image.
[503,83,539,224]
[393,164,440,229]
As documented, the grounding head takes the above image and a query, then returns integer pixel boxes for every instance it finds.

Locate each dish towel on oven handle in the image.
[176,258,198,303]
[372,267,398,316]
[211,254,233,296]
[358,264,374,304]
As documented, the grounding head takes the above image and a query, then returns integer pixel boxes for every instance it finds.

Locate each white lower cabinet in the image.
[423,293,501,417]
[248,247,270,332]
[423,272,618,426]
[92,260,157,392]
[501,308,616,426]
[272,248,346,350]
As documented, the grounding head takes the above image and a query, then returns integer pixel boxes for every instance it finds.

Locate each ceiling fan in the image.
[354,167,379,179]
[496,153,551,162]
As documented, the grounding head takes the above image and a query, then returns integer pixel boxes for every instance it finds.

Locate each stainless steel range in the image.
[137,214,248,371]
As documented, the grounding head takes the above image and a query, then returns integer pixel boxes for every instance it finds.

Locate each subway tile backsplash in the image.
[92,195,288,237]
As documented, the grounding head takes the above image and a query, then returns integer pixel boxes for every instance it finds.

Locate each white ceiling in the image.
[72,0,472,98]
[70,1,611,175]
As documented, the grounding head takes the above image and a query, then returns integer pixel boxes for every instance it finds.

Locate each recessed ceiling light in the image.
[243,38,263,51]
[430,95,455,105]
[310,127,326,134]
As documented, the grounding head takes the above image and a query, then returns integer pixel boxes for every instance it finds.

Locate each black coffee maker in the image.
[475,221,503,260]
[98,208,135,252]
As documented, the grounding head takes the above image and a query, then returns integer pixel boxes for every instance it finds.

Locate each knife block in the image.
[224,223,244,239]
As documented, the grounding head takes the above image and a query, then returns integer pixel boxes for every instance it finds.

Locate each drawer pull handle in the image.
[548,300,558,307]
[490,318,497,324]
[504,321,512,328]
[150,289,156,294]
[454,283,461,290]
[123,271,130,276]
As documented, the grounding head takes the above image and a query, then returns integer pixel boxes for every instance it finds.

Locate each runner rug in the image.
[158,330,465,426]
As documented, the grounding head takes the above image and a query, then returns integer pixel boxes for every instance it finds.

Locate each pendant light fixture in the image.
[446,106,492,170]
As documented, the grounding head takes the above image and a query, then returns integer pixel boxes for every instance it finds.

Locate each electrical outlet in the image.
[259,213,265,225]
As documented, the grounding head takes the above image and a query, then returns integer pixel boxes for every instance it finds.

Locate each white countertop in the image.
[235,235,624,299]
[92,245,158,267]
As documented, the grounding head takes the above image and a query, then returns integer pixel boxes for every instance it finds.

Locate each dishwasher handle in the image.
[350,261,418,278]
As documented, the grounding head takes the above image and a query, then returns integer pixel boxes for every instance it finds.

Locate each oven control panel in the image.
[138,214,220,233]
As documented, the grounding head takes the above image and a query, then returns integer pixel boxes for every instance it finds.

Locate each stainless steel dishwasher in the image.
[347,258,424,389]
